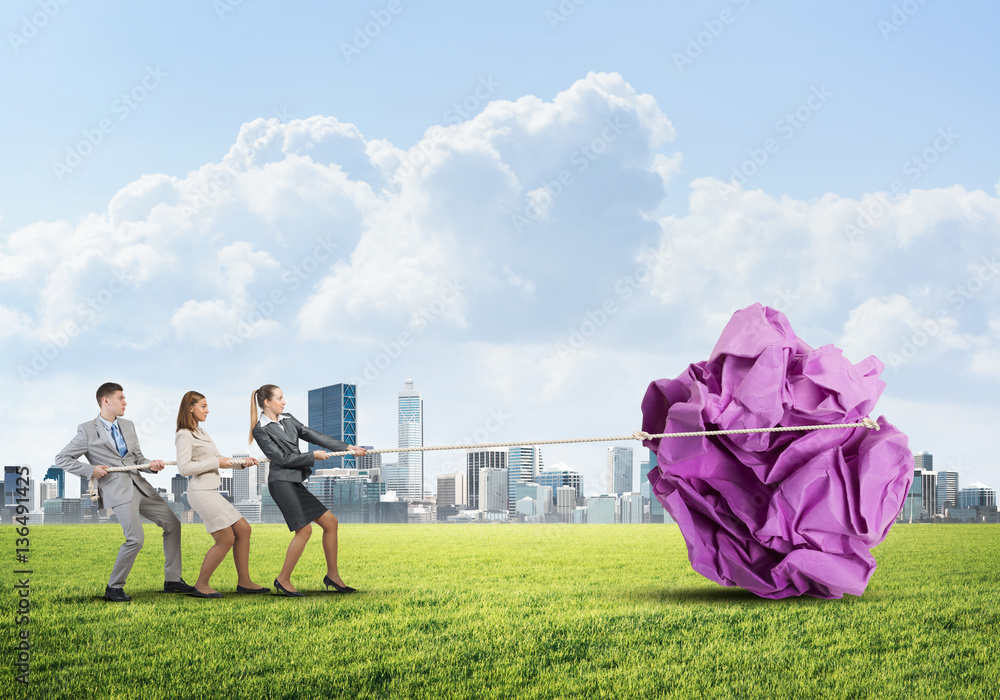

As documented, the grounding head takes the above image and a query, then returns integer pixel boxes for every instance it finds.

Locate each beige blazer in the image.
[175,428,224,490]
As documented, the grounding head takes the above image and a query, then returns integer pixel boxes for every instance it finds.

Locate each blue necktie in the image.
[111,423,127,457]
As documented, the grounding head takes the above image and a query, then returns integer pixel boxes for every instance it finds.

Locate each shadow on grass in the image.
[635,587,830,605]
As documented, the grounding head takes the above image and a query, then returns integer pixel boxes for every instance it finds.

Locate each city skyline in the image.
[2,4,998,504]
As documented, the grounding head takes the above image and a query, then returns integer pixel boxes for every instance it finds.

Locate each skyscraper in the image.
[535,463,583,507]
[308,383,358,470]
[507,446,543,518]
[45,466,66,498]
[398,379,424,501]
[481,467,508,514]
[233,464,256,505]
[913,451,933,471]
[466,449,506,510]
[936,470,959,515]
[437,472,467,507]
[606,446,634,495]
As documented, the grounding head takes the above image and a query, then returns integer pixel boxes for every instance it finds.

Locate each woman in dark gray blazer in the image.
[250,384,367,596]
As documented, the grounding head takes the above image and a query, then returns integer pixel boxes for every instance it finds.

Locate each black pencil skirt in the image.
[268,480,328,531]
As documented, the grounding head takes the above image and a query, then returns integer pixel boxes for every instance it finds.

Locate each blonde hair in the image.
[177,391,206,433]
[249,384,280,444]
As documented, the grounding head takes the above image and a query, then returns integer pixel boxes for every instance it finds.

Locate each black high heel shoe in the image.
[323,575,356,593]
[273,579,304,597]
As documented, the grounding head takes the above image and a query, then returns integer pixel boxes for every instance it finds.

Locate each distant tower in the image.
[466,450,506,510]
[913,451,933,471]
[936,470,959,515]
[481,467,509,514]
[398,379,424,502]
[606,446,634,495]
[308,383,358,470]
[507,446,542,518]
[45,466,66,498]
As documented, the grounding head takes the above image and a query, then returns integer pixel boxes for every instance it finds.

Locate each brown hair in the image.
[96,382,124,407]
[177,391,206,433]
[249,384,280,444]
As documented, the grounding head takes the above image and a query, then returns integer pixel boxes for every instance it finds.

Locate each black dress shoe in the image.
[236,585,271,594]
[272,579,304,597]
[323,575,356,593]
[164,578,195,593]
[104,586,131,602]
[191,589,223,599]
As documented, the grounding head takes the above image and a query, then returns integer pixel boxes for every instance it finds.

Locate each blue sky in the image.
[2,0,999,501]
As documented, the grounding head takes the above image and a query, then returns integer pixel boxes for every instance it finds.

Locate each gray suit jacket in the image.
[56,417,158,509]
[252,413,349,483]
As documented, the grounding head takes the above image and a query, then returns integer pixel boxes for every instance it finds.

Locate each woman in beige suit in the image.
[176,391,269,598]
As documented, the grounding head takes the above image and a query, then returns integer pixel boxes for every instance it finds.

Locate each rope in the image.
[85,418,879,501]
[319,417,879,455]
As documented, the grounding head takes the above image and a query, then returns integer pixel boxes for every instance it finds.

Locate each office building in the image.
[308,383,358,470]
[936,470,959,515]
[357,448,382,472]
[39,480,59,504]
[235,498,261,524]
[437,472,467,507]
[306,468,386,523]
[45,466,66,498]
[516,496,537,521]
[607,446,634,495]
[556,485,576,523]
[171,473,188,510]
[587,495,618,524]
[233,463,256,505]
[621,492,643,523]
[535,463,583,507]
[260,485,284,524]
[913,451,933,472]
[507,446,543,517]
[383,462,408,497]
[467,450,506,510]
[43,498,82,525]
[480,467,508,515]
[958,482,997,508]
[397,379,424,501]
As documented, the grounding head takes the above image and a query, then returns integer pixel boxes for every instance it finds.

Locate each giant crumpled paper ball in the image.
[642,303,912,599]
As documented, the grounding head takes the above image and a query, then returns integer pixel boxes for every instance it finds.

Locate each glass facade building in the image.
[606,446,633,495]
[308,383,358,471]
[397,379,424,501]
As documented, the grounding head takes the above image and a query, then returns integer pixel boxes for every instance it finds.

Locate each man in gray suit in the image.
[56,382,194,601]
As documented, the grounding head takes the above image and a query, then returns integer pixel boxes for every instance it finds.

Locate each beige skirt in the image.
[188,488,242,533]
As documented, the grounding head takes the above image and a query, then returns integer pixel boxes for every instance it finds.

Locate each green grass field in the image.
[3,523,998,699]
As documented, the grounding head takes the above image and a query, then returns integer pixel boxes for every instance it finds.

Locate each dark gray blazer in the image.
[252,413,350,483]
